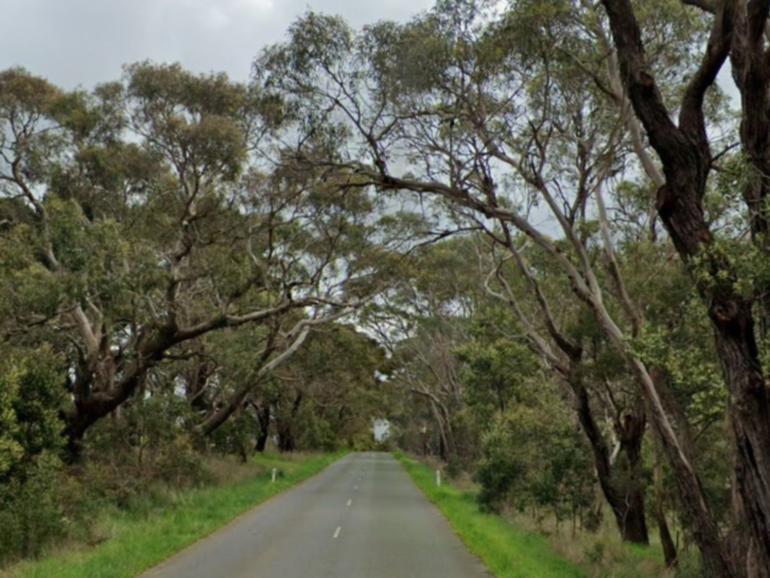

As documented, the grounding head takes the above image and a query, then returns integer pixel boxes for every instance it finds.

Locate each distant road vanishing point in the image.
[140,452,489,578]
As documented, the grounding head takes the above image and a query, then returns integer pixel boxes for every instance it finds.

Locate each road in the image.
[140,452,489,578]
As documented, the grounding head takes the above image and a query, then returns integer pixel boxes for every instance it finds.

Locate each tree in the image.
[0,347,66,563]
[253,3,670,546]
[369,238,484,466]
[599,0,770,574]
[476,387,595,532]
[0,65,372,455]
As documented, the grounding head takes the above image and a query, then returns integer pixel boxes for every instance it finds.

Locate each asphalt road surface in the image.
[140,452,489,578]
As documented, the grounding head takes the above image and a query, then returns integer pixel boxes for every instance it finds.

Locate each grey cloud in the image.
[1,0,434,89]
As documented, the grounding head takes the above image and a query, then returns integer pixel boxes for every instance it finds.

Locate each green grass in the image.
[5,452,344,578]
[394,452,585,578]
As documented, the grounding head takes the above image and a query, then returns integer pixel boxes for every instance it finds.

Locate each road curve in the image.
[140,452,489,578]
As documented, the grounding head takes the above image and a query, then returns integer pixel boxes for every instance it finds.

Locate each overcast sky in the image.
[1,0,435,89]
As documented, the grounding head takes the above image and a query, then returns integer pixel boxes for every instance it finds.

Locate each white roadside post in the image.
[271,468,277,483]
[436,469,441,487]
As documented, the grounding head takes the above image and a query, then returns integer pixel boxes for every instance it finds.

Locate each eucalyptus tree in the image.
[254,2,656,546]
[273,323,389,451]
[253,0,739,563]
[598,0,770,575]
[365,237,485,464]
[0,64,372,455]
[189,320,389,454]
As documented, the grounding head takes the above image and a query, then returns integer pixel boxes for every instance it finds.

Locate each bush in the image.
[296,406,338,452]
[674,550,704,578]
[475,416,525,512]
[208,405,263,461]
[0,348,67,565]
[584,541,605,565]
[474,399,594,521]
[350,432,376,451]
[0,451,65,563]
[83,392,207,506]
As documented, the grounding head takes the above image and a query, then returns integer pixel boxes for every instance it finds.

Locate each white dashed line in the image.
[333,526,342,539]
[346,498,352,507]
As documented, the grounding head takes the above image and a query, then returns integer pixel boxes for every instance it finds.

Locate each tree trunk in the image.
[569,367,649,544]
[411,388,456,461]
[655,459,678,567]
[429,401,451,462]
[600,2,770,573]
[63,329,178,458]
[616,492,648,544]
[656,508,678,569]
[63,370,148,460]
[254,404,271,453]
[277,424,295,452]
[713,324,770,578]
[185,357,215,414]
[616,411,649,544]
[277,392,303,453]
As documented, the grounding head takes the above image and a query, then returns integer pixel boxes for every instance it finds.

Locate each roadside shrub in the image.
[374,437,395,452]
[475,400,595,522]
[584,541,605,564]
[208,406,263,461]
[296,406,338,452]
[0,451,65,563]
[445,456,463,480]
[0,347,67,565]
[82,391,206,508]
[475,416,524,512]
[350,432,376,451]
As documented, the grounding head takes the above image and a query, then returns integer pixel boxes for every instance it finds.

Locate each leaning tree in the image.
[0,64,378,455]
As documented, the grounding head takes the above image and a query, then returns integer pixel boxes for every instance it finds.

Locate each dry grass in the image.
[504,510,675,578]
[204,451,316,485]
[3,452,343,578]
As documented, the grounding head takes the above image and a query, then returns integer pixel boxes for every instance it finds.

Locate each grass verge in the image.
[5,452,344,578]
[394,451,585,578]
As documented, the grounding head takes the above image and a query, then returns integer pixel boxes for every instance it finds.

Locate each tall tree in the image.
[0,65,371,454]
[599,1,770,574]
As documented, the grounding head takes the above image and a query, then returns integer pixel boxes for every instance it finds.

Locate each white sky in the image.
[1,0,435,89]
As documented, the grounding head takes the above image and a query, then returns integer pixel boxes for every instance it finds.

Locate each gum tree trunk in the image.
[255,404,271,453]
[570,369,649,544]
[601,1,770,574]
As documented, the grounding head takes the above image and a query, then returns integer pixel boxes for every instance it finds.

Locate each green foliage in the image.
[274,324,389,451]
[296,403,339,451]
[0,348,66,565]
[0,451,65,564]
[0,53,388,470]
[0,348,64,480]
[630,297,727,426]
[475,397,594,522]
[83,392,206,506]
[0,371,213,566]
[457,328,538,422]
[0,1,753,573]
[207,407,266,460]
